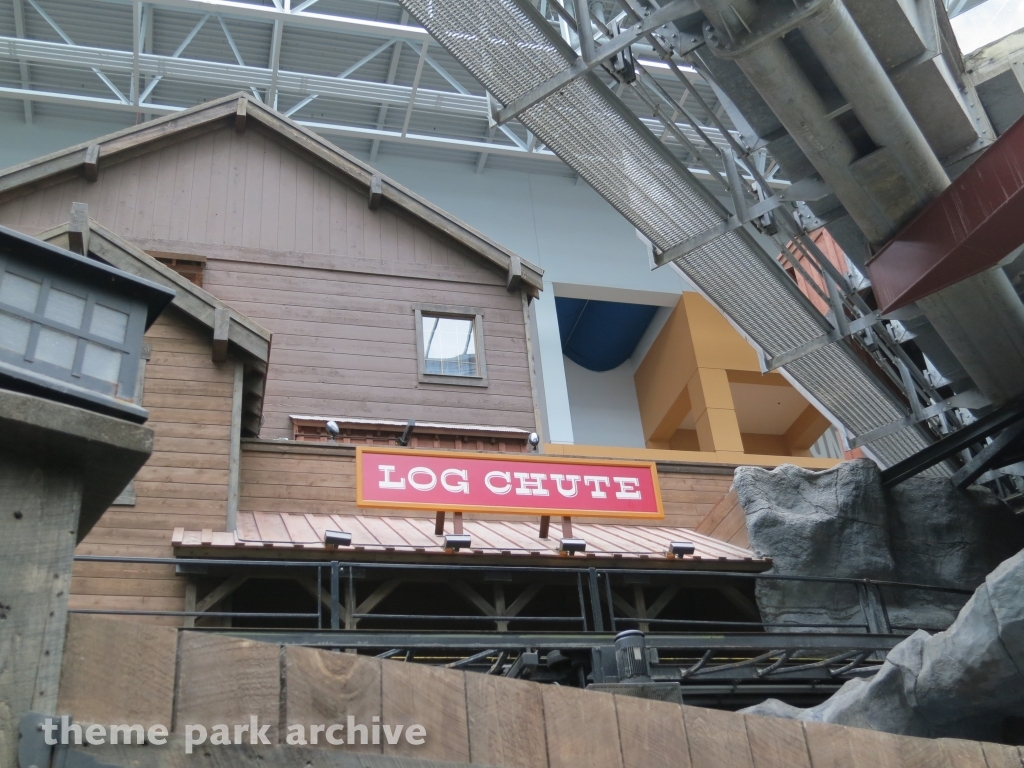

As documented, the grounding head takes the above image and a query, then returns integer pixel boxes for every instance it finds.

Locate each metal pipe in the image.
[800,0,949,204]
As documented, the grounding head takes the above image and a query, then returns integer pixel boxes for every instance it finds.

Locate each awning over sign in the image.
[172,513,766,570]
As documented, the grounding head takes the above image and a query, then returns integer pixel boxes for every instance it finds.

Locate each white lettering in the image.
[441,468,470,494]
[85,724,106,746]
[549,473,581,498]
[185,725,207,755]
[309,724,325,744]
[147,724,168,745]
[383,724,404,745]
[378,464,406,490]
[613,477,642,500]
[252,715,271,745]
[514,472,549,496]
[211,725,231,746]
[62,716,82,745]
[406,724,427,745]
[348,715,368,745]
[326,724,345,745]
[109,724,144,745]
[233,723,248,744]
[286,724,307,745]
[407,467,437,491]
[583,476,611,498]
[43,718,58,746]
[485,470,512,495]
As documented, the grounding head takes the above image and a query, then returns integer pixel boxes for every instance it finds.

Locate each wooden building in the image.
[0,93,836,625]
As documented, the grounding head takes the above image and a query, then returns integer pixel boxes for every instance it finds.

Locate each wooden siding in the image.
[0,124,537,437]
[69,306,235,622]
[204,258,535,438]
[239,442,732,530]
[694,489,750,548]
[61,614,1016,767]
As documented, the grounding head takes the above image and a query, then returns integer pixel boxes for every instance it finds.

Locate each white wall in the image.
[563,357,647,448]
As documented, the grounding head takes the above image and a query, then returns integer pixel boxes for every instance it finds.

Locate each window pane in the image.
[44,288,86,329]
[422,315,477,377]
[82,342,122,384]
[0,310,31,354]
[90,304,129,343]
[35,327,78,369]
[0,272,41,312]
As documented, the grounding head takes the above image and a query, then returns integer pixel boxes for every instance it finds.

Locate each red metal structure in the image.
[867,114,1024,313]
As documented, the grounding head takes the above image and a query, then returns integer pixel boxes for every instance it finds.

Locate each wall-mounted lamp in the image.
[397,418,416,446]
[527,432,540,451]
[559,537,586,555]
[324,530,352,548]
[667,541,695,558]
[325,420,340,443]
[444,533,472,552]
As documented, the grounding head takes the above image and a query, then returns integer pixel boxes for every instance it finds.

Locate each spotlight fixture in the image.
[444,534,472,552]
[667,541,695,558]
[527,432,540,450]
[559,537,586,555]
[325,420,340,442]
[397,418,416,447]
[324,530,352,548]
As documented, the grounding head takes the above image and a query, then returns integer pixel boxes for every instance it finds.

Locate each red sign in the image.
[356,446,664,519]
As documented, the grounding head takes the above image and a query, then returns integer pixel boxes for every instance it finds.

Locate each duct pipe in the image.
[697,24,895,242]
[800,0,949,204]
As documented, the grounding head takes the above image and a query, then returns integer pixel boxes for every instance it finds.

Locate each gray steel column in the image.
[800,0,950,204]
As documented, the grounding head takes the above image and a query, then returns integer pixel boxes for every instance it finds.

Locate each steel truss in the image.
[73,555,970,706]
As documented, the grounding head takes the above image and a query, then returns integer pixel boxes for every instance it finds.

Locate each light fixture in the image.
[397,418,416,446]
[444,534,472,551]
[559,537,586,555]
[325,420,340,442]
[324,530,352,548]
[667,541,695,558]
[527,432,540,450]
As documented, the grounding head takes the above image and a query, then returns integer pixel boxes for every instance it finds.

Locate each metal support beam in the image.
[951,421,1024,489]
[266,19,283,110]
[12,0,32,123]
[880,397,1024,487]
[401,40,428,138]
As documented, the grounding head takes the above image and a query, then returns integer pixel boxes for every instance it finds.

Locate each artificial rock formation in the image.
[736,459,1024,632]
[743,547,1024,742]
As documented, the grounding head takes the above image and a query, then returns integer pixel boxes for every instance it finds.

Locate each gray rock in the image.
[736,460,894,631]
[741,549,1024,742]
[736,459,1024,633]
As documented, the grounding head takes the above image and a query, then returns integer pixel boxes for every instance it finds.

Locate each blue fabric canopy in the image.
[555,297,659,372]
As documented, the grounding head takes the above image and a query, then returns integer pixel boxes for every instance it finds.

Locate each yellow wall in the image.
[633,293,831,461]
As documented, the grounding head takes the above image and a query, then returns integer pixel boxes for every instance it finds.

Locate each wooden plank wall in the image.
[203,256,535,438]
[240,442,733,529]
[69,307,235,622]
[694,488,750,548]
[0,124,537,438]
[59,615,1021,768]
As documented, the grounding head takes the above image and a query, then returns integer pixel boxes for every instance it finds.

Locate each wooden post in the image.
[453,511,464,534]
[561,516,573,538]
[435,511,445,536]
[538,515,550,539]
[0,389,152,766]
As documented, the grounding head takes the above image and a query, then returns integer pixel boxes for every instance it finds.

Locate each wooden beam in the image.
[234,96,247,133]
[538,515,550,539]
[354,579,400,616]
[212,306,230,362]
[83,144,100,182]
[504,583,542,618]
[506,254,522,292]
[293,576,332,609]
[67,202,90,255]
[435,510,445,535]
[195,574,249,613]
[368,174,382,209]
[645,585,680,619]
[449,581,496,616]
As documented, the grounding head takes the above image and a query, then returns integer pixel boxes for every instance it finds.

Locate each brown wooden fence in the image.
[57,615,1022,768]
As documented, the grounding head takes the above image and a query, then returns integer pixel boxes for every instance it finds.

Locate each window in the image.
[0,256,147,401]
[414,305,488,387]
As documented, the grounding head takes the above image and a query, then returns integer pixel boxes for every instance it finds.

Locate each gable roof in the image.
[36,215,272,437]
[0,93,544,294]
